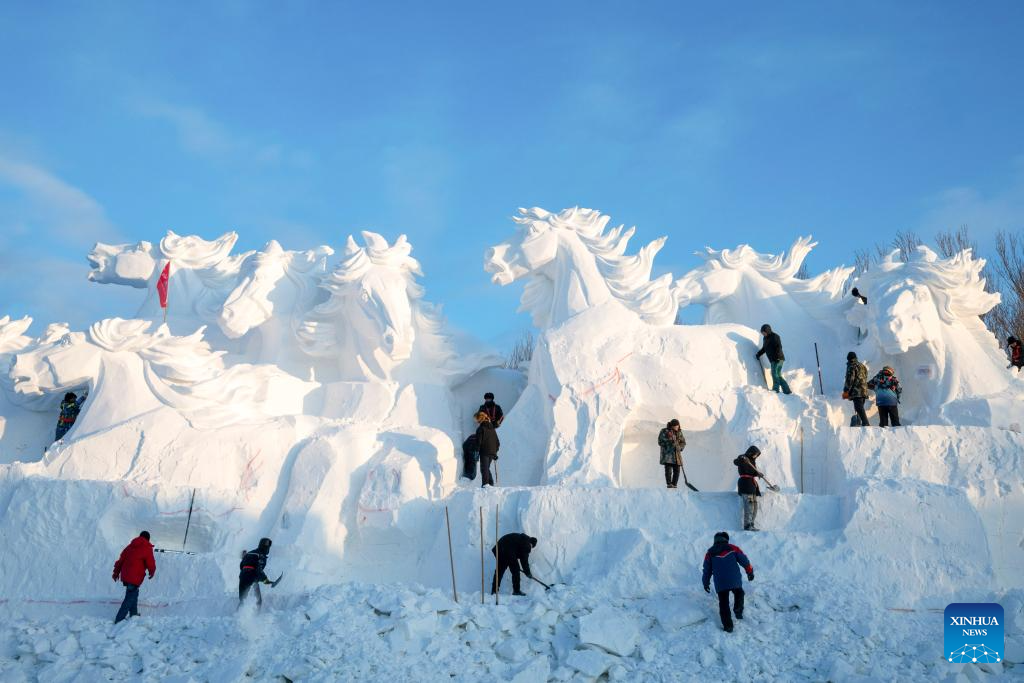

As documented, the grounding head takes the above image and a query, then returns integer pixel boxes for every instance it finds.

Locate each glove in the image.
[492,455,499,460]
[842,391,850,400]
[112,573,119,582]
[704,585,711,594]
[747,571,755,582]
[263,579,272,585]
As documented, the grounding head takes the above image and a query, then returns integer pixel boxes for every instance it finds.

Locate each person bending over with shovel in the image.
[733,446,778,531]
[491,533,537,596]
[239,537,279,609]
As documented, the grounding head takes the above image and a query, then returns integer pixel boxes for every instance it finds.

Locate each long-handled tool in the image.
[154,548,196,555]
[762,476,781,493]
[680,462,699,492]
[527,575,552,591]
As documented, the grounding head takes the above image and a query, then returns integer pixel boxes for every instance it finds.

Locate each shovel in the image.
[528,575,553,591]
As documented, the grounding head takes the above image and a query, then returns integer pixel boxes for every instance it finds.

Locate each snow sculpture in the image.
[87,240,158,288]
[485,208,798,488]
[0,315,32,356]
[9,317,308,435]
[88,231,252,342]
[674,236,857,392]
[219,240,333,377]
[848,246,1021,423]
[0,316,55,463]
[484,207,678,328]
[300,231,490,385]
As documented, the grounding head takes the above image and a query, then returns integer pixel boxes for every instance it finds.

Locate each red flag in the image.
[156,262,171,309]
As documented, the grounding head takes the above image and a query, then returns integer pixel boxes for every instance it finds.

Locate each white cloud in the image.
[131,96,314,169]
[919,160,1024,239]
[133,98,234,159]
[0,154,120,247]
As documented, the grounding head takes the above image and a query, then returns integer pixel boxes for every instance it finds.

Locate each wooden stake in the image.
[181,488,196,551]
[479,506,485,604]
[494,503,500,606]
[445,506,458,603]
[799,425,805,494]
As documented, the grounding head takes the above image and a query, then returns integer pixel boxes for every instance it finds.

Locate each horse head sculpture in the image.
[485,207,677,330]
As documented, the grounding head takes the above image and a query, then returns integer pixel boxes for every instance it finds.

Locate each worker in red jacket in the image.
[112,531,156,623]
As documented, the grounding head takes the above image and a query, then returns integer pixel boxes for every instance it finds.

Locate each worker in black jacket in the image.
[475,411,500,487]
[734,447,766,531]
[477,392,504,427]
[755,324,792,395]
[238,537,273,608]
[491,533,537,596]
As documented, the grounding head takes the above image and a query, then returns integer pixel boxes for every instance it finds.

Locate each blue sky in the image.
[1,1,1022,348]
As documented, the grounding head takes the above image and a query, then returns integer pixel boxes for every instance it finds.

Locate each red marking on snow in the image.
[576,352,633,398]
[238,450,263,501]
[120,484,242,518]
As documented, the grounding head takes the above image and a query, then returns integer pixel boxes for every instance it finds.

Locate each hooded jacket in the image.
[478,401,504,427]
[734,451,762,496]
[867,368,901,407]
[755,332,785,363]
[843,359,869,399]
[240,543,270,582]
[657,427,686,465]
[702,541,753,593]
[112,536,156,586]
[476,421,500,457]
[491,533,534,577]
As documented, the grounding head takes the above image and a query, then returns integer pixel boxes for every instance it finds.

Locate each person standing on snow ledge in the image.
[238,537,273,609]
[478,392,504,427]
[702,531,754,633]
[54,391,87,442]
[492,533,536,596]
[112,530,155,623]
[475,411,500,487]
[755,324,792,395]
[867,366,902,427]
[734,446,765,531]
[1008,336,1023,369]
[843,351,870,426]
[657,419,687,489]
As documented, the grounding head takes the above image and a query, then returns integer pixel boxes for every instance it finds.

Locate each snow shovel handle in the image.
[528,575,552,590]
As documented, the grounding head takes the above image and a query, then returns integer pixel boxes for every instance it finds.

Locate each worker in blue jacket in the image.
[702,531,754,632]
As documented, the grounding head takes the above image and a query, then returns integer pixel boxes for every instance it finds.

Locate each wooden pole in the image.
[814,342,824,395]
[445,506,458,603]
[799,425,805,494]
[479,506,485,604]
[494,503,500,606]
[182,488,196,550]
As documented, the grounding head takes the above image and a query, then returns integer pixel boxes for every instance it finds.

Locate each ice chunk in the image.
[566,648,615,678]
[578,606,638,656]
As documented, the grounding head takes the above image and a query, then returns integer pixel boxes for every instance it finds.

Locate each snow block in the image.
[578,606,639,656]
[566,648,615,678]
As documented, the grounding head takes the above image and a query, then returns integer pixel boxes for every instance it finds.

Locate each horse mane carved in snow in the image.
[848,245,1014,410]
[8,318,282,429]
[484,207,678,329]
[299,232,472,383]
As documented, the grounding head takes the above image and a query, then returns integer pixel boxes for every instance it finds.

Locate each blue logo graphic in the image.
[944,603,1003,664]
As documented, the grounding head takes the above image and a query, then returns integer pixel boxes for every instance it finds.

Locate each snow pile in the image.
[4,581,1016,682]
[0,207,1020,680]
